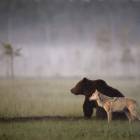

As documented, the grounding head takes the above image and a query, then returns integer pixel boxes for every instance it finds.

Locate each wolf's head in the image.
[89,89,99,101]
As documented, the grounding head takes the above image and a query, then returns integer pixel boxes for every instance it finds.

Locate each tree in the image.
[1,43,22,78]
[95,26,112,51]
[121,47,134,76]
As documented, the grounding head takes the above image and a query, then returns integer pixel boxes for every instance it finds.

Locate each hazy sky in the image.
[0,0,140,77]
[0,0,140,47]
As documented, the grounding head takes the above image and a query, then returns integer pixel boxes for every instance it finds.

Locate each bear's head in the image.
[71,77,108,97]
[71,77,95,96]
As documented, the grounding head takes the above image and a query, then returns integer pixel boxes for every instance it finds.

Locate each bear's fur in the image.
[71,77,126,119]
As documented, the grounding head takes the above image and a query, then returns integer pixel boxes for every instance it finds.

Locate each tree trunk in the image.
[10,54,14,79]
[6,56,10,78]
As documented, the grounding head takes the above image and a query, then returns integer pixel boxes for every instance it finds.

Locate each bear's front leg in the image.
[96,107,107,119]
[83,97,96,118]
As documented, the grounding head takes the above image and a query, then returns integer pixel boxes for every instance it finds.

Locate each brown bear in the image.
[71,77,127,119]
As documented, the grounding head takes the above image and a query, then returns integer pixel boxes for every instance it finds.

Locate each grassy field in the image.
[0,78,140,140]
[0,78,84,117]
[0,120,140,140]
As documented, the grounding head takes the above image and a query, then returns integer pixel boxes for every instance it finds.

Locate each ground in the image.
[1,120,140,140]
[0,78,140,140]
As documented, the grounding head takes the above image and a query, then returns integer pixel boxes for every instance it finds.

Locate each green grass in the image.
[0,78,83,117]
[0,78,140,140]
[0,120,140,140]
[0,78,140,118]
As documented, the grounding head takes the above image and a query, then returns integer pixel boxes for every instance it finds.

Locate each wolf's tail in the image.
[132,101,140,121]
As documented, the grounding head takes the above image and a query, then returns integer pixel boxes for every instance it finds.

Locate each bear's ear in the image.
[83,77,87,81]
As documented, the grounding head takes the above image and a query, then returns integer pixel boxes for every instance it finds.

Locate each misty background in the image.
[0,0,140,78]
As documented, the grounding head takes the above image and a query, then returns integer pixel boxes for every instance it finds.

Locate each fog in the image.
[0,0,140,78]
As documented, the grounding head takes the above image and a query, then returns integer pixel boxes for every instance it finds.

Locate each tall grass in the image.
[0,120,140,140]
[0,79,84,117]
[0,78,140,140]
[0,78,140,117]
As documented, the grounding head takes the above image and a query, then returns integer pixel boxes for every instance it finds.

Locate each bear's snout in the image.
[71,88,78,95]
[71,88,74,93]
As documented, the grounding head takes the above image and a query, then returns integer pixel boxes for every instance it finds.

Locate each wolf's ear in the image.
[96,89,99,92]
[95,89,98,94]
[98,92,103,101]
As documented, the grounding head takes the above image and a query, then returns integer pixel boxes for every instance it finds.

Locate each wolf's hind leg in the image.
[124,110,132,123]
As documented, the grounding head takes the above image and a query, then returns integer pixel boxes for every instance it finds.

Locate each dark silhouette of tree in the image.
[96,26,112,50]
[121,47,134,74]
[1,43,22,78]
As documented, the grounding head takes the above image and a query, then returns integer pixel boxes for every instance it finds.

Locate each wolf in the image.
[89,89,140,123]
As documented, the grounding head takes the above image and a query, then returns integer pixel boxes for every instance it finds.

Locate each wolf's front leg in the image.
[107,111,112,123]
